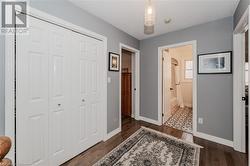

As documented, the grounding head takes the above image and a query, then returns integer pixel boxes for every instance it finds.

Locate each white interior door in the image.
[47,23,71,165]
[16,15,49,166]
[70,34,89,155]
[70,33,103,155]
[162,50,172,123]
[85,36,104,146]
[70,31,105,157]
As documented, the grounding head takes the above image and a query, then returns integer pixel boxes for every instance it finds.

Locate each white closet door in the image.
[86,37,104,146]
[71,33,104,155]
[47,23,71,165]
[16,14,105,165]
[71,34,89,155]
[16,16,49,166]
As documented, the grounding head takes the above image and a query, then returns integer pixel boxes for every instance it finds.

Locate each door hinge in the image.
[162,113,164,117]
[162,57,164,61]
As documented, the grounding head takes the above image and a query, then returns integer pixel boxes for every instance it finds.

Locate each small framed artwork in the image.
[109,52,120,71]
[198,51,232,74]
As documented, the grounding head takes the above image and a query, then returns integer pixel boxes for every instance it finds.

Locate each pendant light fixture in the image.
[144,0,155,35]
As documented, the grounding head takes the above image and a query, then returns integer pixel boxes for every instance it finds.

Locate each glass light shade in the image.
[144,0,155,34]
[144,25,154,34]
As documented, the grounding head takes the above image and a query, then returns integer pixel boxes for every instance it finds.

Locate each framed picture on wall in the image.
[109,52,120,71]
[198,51,232,74]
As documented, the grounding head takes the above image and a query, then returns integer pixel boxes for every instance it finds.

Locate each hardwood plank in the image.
[62,118,248,166]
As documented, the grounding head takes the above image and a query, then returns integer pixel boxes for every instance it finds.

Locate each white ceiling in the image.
[69,0,239,40]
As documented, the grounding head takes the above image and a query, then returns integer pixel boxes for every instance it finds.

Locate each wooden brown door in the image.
[122,73,132,117]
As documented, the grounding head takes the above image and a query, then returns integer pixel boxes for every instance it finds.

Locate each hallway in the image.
[62,118,247,166]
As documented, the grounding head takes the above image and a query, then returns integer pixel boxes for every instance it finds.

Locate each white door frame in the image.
[5,7,108,162]
[233,6,249,153]
[158,40,198,134]
[119,43,140,130]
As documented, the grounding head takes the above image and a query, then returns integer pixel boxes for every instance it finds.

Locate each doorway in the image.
[162,45,194,133]
[158,40,197,134]
[119,43,140,130]
[121,49,133,121]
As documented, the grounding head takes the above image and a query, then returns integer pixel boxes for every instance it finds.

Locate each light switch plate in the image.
[198,118,203,124]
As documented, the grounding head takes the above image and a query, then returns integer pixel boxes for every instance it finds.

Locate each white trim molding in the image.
[233,33,246,153]
[119,43,140,131]
[233,6,249,153]
[234,7,249,34]
[157,40,198,133]
[138,116,162,126]
[5,6,108,162]
[5,32,15,161]
[194,132,234,147]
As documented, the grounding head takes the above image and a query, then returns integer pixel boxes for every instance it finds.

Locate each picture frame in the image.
[109,52,120,71]
[198,51,232,74]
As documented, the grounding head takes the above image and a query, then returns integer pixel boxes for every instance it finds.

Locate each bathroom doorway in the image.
[162,44,194,133]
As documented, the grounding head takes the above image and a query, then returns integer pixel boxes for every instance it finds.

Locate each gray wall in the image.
[233,0,250,28]
[140,17,233,140]
[0,0,139,135]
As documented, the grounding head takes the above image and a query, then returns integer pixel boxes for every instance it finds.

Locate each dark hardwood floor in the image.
[62,117,248,166]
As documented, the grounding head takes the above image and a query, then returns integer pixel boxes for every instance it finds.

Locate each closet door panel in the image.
[90,103,98,134]
[79,60,88,142]
[80,60,88,105]
[86,37,103,144]
[16,15,49,166]
[71,34,104,154]
[70,34,89,155]
[48,25,71,165]
[79,106,87,141]
[16,14,105,166]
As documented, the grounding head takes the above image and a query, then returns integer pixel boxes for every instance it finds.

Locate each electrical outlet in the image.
[198,118,203,124]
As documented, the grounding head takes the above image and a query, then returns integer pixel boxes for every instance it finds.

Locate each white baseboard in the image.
[194,131,233,147]
[103,127,121,141]
[139,116,162,126]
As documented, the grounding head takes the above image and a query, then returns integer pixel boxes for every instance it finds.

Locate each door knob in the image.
[58,104,61,107]
[82,99,85,102]
[242,97,247,101]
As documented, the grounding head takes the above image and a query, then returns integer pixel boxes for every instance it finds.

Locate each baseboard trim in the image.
[104,127,121,141]
[139,116,162,126]
[194,131,233,147]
